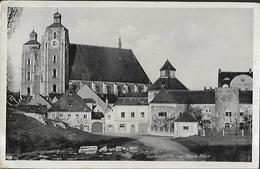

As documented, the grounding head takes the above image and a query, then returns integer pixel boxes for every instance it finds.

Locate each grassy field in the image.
[173,135,252,161]
[6,109,132,154]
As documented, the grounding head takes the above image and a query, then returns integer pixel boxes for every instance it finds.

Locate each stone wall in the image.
[215,87,240,129]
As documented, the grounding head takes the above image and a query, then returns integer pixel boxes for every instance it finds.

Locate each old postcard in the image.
[0,1,259,168]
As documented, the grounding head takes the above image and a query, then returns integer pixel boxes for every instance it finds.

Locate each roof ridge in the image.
[70,43,131,51]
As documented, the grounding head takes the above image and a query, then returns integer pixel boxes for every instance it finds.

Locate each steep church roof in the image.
[149,77,188,91]
[151,89,215,104]
[160,59,176,71]
[49,88,91,112]
[69,44,151,84]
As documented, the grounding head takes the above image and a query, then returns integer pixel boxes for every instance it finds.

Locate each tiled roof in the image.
[175,112,197,122]
[115,97,148,105]
[149,77,188,91]
[151,89,215,104]
[24,40,40,45]
[48,88,91,112]
[69,44,151,84]
[46,23,65,29]
[239,90,252,104]
[160,60,176,71]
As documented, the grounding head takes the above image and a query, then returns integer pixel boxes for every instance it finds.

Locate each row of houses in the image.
[14,60,253,138]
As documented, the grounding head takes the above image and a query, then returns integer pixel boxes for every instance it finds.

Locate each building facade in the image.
[47,88,92,132]
[21,12,151,97]
[105,97,149,135]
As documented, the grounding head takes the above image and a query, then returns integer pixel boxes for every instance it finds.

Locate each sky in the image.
[8,7,253,92]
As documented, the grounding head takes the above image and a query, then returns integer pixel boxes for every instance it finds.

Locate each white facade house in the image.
[105,97,149,135]
[174,113,198,137]
[47,88,92,132]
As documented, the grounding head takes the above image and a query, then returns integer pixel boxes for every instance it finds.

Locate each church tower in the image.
[21,30,41,96]
[159,59,176,78]
[39,11,70,96]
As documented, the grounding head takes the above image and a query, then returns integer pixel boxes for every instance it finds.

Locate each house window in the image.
[76,114,79,117]
[158,112,167,117]
[121,112,125,118]
[119,124,125,129]
[53,69,56,78]
[53,55,56,63]
[68,114,71,117]
[140,112,145,118]
[165,70,170,77]
[226,112,231,116]
[27,71,30,80]
[240,112,244,116]
[96,85,100,94]
[27,59,30,65]
[107,115,111,120]
[107,85,112,94]
[59,114,63,117]
[131,112,135,118]
[225,123,230,128]
[54,32,56,39]
[183,126,189,130]
[84,114,87,118]
[27,87,30,95]
[205,109,208,113]
[53,84,57,93]
[51,113,55,118]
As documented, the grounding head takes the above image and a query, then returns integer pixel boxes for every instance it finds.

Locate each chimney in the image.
[204,87,206,91]
[218,69,221,74]
[249,68,252,73]
[118,38,122,49]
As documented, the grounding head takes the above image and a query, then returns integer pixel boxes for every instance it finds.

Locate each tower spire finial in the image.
[118,37,122,49]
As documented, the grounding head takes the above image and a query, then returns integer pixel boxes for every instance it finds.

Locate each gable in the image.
[149,77,188,91]
[49,89,91,112]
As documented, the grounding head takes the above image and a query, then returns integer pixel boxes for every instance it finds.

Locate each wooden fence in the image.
[204,128,252,137]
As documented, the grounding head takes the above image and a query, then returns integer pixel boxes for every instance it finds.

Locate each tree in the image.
[185,104,204,128]
[7,7,23,91]
[243,114,252,130]
[7,7,23,38]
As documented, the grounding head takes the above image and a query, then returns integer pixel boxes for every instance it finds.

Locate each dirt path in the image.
[134,135,200,161]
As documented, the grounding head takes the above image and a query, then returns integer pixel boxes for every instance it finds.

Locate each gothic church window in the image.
[53,69,56,78]
[27,59,30,65]
[53,54,56,63]
[27,87,30,95]
[27,72,30,80]
[53,84,57,93]
[54,32,56,39]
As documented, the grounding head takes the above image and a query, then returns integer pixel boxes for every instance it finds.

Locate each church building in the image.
[21,12,151,98]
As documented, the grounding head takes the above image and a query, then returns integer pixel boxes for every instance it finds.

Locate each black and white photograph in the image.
[1,1,259,168]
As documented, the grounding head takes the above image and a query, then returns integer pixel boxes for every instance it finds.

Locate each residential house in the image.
[174,112,198,137]
[105,97,149,135]
[47,88,92,132]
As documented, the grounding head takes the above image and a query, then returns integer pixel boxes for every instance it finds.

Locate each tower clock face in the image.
[51,39,59,48]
